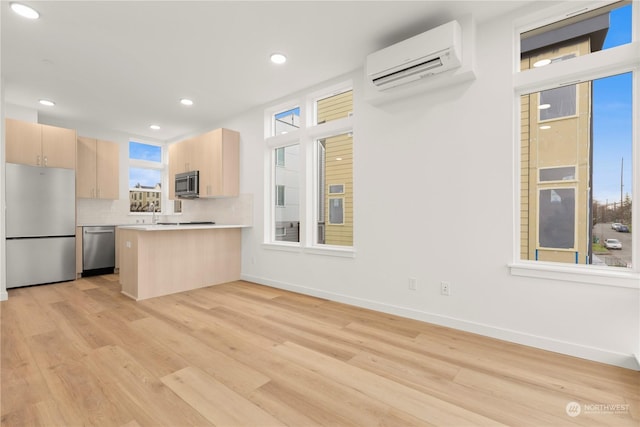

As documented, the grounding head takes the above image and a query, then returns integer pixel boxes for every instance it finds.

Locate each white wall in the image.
[218,8,639,369]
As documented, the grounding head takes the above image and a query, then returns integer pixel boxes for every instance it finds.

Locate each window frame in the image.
[264,81,355,257]
[510,0,640,288]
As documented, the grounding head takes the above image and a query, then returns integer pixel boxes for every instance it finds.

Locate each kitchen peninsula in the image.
[117,224,248,300]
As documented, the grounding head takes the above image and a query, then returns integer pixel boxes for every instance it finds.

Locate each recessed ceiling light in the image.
[180,98,194,106]
[540,125,551,130]
[10,2,39,19]
[39,99,55,107]
[533,59,551,68]
[270,53,287,64]
[335,157,343,161]
[538,103,551,110]
[150,124,161,130]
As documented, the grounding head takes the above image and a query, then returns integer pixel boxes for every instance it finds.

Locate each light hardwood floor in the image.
[1,275,638,426]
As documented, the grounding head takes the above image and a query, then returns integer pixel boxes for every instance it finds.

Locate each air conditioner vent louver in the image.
[366,20,462,91]
[372,56,444,87]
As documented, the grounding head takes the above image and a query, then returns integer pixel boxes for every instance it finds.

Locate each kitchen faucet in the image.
[149,202,157,224]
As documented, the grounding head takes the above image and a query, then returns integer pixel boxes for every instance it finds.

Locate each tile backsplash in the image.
[77,193,253,226]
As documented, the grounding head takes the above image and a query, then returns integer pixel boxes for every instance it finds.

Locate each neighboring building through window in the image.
[518,1,634,268]
[273,144,300,242]
[316,133,353,246]
[129,141,164,213]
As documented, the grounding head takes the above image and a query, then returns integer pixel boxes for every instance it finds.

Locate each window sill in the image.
[509,261,639,289]
[304,245,355,258]
[262,242,355,258]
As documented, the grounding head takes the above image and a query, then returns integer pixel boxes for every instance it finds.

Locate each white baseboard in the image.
[0,290,7,301]
[241,274,640,371]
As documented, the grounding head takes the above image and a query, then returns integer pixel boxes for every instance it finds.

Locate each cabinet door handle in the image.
[36,155,41,166]
[44,156,48,167]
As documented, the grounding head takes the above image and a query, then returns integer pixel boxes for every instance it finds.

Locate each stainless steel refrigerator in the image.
[6,163,76,288]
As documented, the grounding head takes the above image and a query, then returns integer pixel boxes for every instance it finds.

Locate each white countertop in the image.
[118,224,250,231]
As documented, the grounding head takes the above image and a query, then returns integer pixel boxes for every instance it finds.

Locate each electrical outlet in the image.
[440,281,450,296]
[408,277,417,291]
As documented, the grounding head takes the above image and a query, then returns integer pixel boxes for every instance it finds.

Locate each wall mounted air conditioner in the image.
[366,20,462,91]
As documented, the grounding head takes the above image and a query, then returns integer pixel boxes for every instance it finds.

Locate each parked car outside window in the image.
[611,222,622,230]
[616,225,629,232]
[604,238,622,249]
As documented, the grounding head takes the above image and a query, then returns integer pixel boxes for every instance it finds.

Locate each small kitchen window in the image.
[128,141,164,214]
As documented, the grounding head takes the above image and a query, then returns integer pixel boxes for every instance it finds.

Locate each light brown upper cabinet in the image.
[168,137,196,200]
[5,118,76,169]
[77,137,119,199]
[199,128,240,197]
[169,128,239,199]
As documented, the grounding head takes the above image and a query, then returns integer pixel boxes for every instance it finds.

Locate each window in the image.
[538,188,576,250]
[328,198,345,225]
[315,90,353,125]
[273,144,300,243]
[515,1,637,278]
[275,185,285,207]
[539,167,576,182]
[275,147,285,167]
[129,141,164,213]
[519,2,632,71]
[265,85,354,253]
[329,184,345,194]
[316,133,353,246]
[539,85,576,121]
[273,107,300,136]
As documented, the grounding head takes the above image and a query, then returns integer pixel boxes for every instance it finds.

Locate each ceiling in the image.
[2,1,533,142]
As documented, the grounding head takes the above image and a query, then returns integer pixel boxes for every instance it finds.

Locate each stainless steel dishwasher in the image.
[82,226,116,276]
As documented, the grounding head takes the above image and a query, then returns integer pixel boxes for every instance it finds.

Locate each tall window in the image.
[516,1,636,271]
[316,133,353,246]
[129,141,164,213]
[265,85,354,252]
[273,144,300,242]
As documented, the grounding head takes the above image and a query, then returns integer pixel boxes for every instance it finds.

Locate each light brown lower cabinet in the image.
[118,227,241,300]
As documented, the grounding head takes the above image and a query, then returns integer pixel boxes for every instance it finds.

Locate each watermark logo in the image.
[566,402,581,417]
[566,401,630,417]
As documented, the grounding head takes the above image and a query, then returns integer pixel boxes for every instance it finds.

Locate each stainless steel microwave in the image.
[175,170,199,198]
